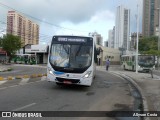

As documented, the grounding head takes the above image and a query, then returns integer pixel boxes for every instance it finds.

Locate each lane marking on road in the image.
[19,78,30,85]
[12,103,36,111]
[0,78,46,90]
[0,80,7,85]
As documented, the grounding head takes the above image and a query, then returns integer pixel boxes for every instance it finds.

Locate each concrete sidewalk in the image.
[0,64,47,72]
[0,64,12,72]
[0,64,47,80]
[97,65,160,113]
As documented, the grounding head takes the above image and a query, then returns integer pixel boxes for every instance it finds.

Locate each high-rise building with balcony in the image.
[108,26,115,48]
[7,11,39,46]
[90,32,103,46]
[142,0,160,37]
[130,32,143,51]
[114,5,130,50]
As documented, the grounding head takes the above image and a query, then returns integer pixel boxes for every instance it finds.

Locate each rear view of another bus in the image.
[47,35,97,86]
[121,54,155,72]
[138,55,155,72]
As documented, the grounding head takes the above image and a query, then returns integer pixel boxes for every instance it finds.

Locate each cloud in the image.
[51,10,115,42]
[1,0,108,24]
[0,0,142,27]
[90,10,115,23]
[0,0,143,43]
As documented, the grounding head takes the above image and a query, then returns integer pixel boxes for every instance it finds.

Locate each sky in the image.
[0,0,143,45]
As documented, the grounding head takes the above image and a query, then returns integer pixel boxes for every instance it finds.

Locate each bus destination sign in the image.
[57,37,86,42]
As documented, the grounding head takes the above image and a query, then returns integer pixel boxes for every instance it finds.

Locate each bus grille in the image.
[56,77,80,83]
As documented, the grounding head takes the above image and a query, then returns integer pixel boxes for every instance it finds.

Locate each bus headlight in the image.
[48,67,53,74]
[84,71,92,78]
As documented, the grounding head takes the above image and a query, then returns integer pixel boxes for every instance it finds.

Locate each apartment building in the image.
[108,26,115,48]
[115,5,130,50]
[91,32,103,46]
[130,32,143,51]
[7,11,39,46]
[142,0,160,36]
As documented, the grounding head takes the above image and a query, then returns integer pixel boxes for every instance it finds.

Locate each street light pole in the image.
[136,5,139,73]
[157,6,160,70]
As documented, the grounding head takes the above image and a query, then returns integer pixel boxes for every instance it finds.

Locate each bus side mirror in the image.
[47,46,49,53]
[96,47,102,55]
[96,48,100,55]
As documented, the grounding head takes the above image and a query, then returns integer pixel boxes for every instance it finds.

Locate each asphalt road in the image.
[0,64,47,77]
[0,69,140,120]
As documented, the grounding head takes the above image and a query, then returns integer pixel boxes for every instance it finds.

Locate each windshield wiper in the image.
[75,45,82,56]
[62,45,69,54]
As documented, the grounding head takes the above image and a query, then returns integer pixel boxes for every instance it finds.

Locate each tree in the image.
[0,34,22,62]
[138,36,160,56]
[0,37,2,47]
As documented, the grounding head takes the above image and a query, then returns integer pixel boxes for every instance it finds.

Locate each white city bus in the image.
[47,35,98,86]
[121,54,155,72]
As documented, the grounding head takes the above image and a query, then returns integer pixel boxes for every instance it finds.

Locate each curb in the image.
[0,77,4,81]
[96,67,150,120]
[8,76,13,80]
[121,74,150,120]
[0,68,12,72]
[110,72,150,120]
[13,64,47,68]
[0,73,47,81]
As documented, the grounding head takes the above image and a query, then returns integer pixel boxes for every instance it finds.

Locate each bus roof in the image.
[53,35,92,38]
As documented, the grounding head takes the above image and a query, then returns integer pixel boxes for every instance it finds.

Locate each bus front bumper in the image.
[47,72,92,86]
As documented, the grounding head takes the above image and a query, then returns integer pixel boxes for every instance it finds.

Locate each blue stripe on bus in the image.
[54,71,65,75]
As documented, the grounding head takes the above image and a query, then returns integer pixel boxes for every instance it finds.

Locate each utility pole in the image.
[136,5,139,73]
[157,6,160,70]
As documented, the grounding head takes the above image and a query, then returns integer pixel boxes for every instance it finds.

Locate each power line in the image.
[0,2,90,33]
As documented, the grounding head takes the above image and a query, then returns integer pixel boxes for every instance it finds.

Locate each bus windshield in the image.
[138,55,155,67]
[50,44,92,69]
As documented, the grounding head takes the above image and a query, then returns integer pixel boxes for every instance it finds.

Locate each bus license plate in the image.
[63,80,72,84]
